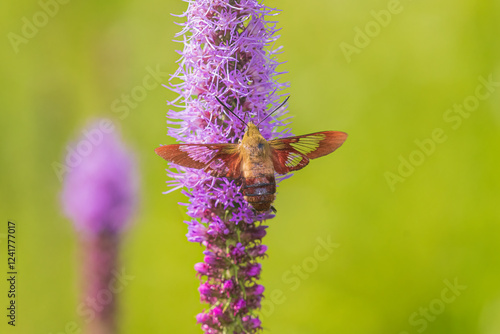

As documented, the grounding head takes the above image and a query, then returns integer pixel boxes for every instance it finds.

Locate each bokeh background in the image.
[1,0,500,333]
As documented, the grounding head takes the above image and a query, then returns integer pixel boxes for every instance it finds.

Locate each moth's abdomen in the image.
[242,174,276,212]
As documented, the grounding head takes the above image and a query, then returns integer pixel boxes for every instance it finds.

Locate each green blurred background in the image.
[1,0,500,333]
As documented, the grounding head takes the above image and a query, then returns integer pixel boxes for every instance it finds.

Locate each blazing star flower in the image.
[163,0,289,333]
[61,120,138,334]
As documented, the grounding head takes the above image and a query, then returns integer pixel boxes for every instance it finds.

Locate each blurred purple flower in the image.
[61,121,137,235]
[162,0,288,332]
[61,120,138,334]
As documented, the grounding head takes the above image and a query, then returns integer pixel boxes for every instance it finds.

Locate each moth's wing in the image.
[155,143,242,178]
[268,131,347,174]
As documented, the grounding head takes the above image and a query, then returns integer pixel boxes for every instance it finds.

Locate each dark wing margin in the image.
[269,131,347,174]
[155,143,242,178]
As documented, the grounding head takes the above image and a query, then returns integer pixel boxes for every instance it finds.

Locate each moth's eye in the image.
[258,143,264,149]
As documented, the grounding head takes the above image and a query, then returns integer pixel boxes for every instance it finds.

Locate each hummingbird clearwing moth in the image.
[155,97,347,213]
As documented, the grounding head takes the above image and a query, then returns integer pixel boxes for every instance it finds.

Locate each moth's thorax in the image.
[241,122,270,159]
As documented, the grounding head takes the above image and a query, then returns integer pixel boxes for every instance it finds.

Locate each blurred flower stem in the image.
[80,231,119,334]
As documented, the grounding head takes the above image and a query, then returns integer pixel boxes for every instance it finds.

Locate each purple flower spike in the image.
[61,120,138,334]
[162,0,289,332]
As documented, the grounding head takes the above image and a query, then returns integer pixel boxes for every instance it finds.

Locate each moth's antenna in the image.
[257,96,290,126]
[215,97,248,127]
